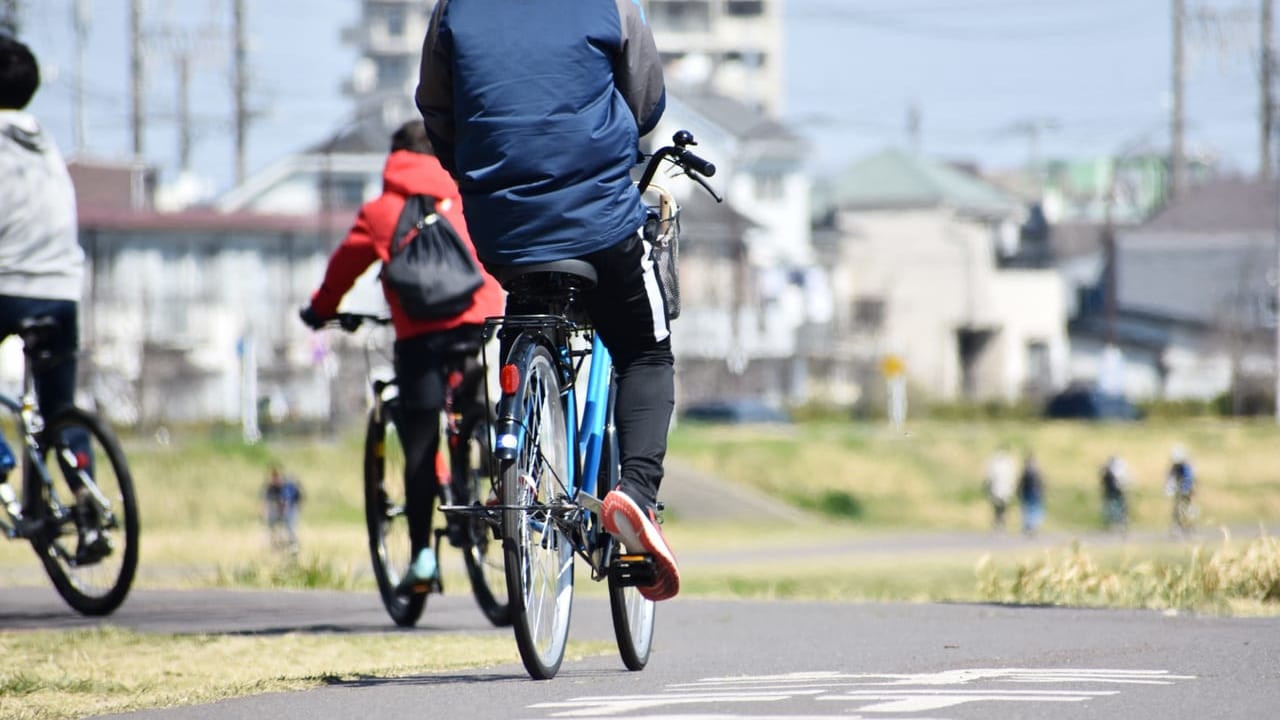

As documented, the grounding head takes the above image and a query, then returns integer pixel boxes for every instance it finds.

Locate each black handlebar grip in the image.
[682,151,716,177]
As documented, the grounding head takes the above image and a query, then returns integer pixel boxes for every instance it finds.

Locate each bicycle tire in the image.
[363,402,426,627]
[33,407,139,616]
[502,343,574,680]
[453,404,511,627]
[599,386,656,671]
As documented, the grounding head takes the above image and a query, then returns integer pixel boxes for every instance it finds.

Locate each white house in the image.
[648,92,828,405]
[817,148,1070,403]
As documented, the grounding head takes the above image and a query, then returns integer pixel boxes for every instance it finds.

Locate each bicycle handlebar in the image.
[305,310,391,332]
[637,130,722,202]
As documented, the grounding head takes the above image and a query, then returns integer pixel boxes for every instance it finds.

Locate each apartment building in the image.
[342,0,429,127]
[644,0,784,116]
[341,1,786,125]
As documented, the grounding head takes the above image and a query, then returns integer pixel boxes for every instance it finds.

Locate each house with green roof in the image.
[812,148,1070,403]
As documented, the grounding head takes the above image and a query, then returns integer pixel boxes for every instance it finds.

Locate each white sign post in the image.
[881,355,907,430]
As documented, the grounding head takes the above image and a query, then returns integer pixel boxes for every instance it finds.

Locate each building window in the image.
[755,172,784,200]
[375,56,408,89]
[726,1,765,16]
[384,6,406,37]
[649,1,712,33]
[853,297,885,331]
[319,175,366,210]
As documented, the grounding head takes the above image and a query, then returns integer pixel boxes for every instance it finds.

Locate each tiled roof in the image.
[828,147,1020,216]
[1142,177,1278,233]
[674,92,803,144]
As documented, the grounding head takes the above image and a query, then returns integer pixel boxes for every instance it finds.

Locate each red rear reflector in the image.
[500,364,521,394]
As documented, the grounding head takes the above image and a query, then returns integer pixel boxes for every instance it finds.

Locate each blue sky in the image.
[19,0,1267,194]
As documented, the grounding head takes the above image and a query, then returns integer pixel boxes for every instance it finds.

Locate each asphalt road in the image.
[3,586,1274,720]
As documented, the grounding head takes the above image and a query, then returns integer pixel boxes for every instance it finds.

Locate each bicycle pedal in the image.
[609,554,657,587]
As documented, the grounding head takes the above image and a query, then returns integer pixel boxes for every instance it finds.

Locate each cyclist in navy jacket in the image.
[417,0,679,601]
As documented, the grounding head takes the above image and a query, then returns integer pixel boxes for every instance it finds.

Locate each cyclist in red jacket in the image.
[301,120,504,591]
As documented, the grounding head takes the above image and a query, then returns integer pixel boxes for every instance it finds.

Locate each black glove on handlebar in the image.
[298,305,325,330]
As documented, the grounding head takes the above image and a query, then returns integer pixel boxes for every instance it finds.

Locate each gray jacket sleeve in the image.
[613,0,666,137]
[416,0,458,176]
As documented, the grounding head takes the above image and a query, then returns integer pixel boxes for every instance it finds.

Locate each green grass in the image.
[667,419,1280,532]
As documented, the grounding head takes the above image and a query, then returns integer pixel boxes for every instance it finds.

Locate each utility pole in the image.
[177,50,192,172]
[129,0,145,159]
[1006,118,1058,199]
[72,0,91,155]
[906,101,922,154]
[0,0,19,36]
[232,0,249,184]
[1263,0,1275,180]
[1170,0,1187,200]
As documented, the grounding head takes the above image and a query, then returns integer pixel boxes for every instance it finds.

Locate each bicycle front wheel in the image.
[502,344,574,680]
[33,407,139,616]
[363,402,425,627]
[454,405,511,627]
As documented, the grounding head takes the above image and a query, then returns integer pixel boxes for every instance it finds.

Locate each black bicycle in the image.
[321,313,509,627]
[0,317,139,615]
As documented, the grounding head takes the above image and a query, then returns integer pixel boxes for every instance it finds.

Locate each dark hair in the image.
[390,120,434,156]
[0,35,39,110]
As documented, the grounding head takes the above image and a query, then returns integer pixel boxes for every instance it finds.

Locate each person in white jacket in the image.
[0,33,83,406]
[0,35,99,560]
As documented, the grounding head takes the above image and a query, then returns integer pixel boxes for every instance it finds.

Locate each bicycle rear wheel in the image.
[502,344,574,680]
[599,391,656,671]
[453,405,511,627]
[363,402,425,627]
[33,407,139,616]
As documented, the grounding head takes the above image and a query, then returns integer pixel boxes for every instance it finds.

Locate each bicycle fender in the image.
[492,334,556,462]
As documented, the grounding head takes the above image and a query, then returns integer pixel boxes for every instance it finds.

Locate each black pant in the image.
[393,325,484,554]
[499,231,674,509]
[0,295,78,417]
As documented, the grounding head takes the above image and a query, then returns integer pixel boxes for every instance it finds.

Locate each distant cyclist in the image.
[1165,445,1196,535]
[417,0,681,601]
[1100,455,1130,532]
[300,120,504,592]
[0,35,105,563]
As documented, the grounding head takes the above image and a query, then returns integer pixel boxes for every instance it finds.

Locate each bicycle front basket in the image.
[645,207,681,321]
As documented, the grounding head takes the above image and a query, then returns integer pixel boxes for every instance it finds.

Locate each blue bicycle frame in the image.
[490,323,615,560]
[576,334,613,506]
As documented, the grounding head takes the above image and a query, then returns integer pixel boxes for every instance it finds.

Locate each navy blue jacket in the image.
[416,0,666,266]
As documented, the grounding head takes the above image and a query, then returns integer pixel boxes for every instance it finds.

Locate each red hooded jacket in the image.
[310,150,504,339]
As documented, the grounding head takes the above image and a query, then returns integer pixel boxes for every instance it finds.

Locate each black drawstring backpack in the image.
[382,195,484,320]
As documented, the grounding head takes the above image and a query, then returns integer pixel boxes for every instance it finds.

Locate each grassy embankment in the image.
[1,417,1276,606]
[0,419,1277,718]
[667,418,1280,614]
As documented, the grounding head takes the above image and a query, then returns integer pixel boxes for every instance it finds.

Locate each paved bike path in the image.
[57,589,1273,720]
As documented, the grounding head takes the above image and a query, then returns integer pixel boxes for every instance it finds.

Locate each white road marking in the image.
[528,694,791,717]
[529,667,1196,718]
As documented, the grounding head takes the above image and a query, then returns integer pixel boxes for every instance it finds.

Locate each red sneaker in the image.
[601,489,679,601]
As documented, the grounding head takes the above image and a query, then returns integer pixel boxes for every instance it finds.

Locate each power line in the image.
[788,3,1154,42]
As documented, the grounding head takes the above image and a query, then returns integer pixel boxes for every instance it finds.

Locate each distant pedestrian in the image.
[1018,453,1045,537]
[1165,445,1196,536]
[264,465,303,553]
[983,446,1017,531]
[1100,455,1130,532]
